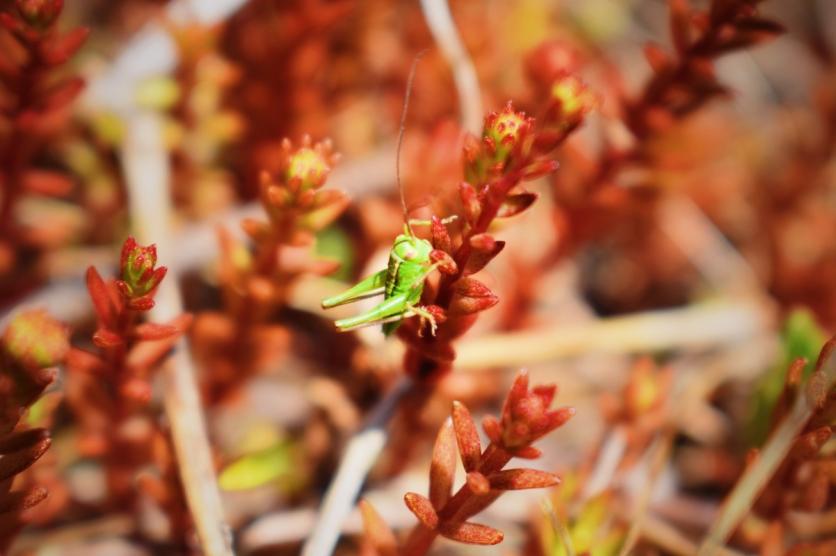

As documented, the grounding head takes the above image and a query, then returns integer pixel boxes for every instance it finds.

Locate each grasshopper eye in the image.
[403,248,416,260]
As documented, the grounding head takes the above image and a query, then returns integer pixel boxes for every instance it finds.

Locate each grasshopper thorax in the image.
[391,233,432,265]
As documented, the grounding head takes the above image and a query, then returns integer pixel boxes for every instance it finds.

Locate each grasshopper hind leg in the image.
[334,293,410,332]
[321,269,387,309]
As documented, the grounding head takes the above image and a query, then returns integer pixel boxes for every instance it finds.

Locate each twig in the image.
[11,515,135,553]
[659,197,762,296]
[300,378,414,556]
[697,341,836,554]
[419,0,483,135]
[641,515,746,556]
[580,427,627,501]
[618,432,674,556]
[542,499,576,556]
[454,300,771,369]
[121,111,233,556]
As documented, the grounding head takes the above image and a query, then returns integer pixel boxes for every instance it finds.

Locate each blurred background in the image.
[0,0,834,554]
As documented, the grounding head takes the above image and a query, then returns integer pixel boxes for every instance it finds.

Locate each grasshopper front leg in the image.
[407,304,438,336]
[321,269,387,309]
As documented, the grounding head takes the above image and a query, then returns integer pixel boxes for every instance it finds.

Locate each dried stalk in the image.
[697,341,836,554]
[300,378,413,556]
[454,300,771,369]
[617,433,674,556]
[419,0,482,135]
[121,112,232,556]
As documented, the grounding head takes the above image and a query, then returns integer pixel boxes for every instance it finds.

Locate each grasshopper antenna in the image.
[397,49,428,237]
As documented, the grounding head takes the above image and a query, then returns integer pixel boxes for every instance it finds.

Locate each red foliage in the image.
[362,371,574,555]
[0,0,88,301]
[399,93,594,381]
[65,238,191,537]
[0,309,67,551]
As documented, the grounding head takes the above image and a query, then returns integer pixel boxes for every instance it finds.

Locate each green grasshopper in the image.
[321,51,454,336]
[321,221,447,336]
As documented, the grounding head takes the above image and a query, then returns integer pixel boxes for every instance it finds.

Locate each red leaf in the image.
[430,249,457,275]
[431,215,452,253]
[92,328,123,348]
[482,415,501,444]
[85,267,116,328]
[488,468,560,490]
[22,170,73,196]
[522,159,559,180]
[505,370,530,412]
[469,233,495,252]
[128,296,155,311]
[439,521,503,545]
[533,407,576,440]
[0,13,22,34]
[466,471,490,495]
[643,42,670,73]
[451,401,481,472]
[120,378,152,404]
[267,184,289,207]
[0,428,49,455]
[459,181,482,226]
[670,0,692,56]
[464,237,505,275]
[120,236,137,271]
[734,17,785,42]
[126,336,177,372]
[41,27,89,66]
[359,500,397,556]
[134,323,179,341]
[512,446,542,459]
[429,420,457,510]
[65,347,104,375]
[241,218,269,242]
[496,192,538,219]
[311,188,347,209]
[0,487,48,514]
[449,278,499,316]
[789,426,832,461]
[0,436,51,481]
[404,492,438,530]
[43,76,85,111]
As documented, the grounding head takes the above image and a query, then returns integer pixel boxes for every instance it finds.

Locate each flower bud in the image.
[499,370,575,449]
[15,0,62,28]
[549,75,596,125]
[119,237,167,298]
[482,103,532,166]
[282,136,337,192]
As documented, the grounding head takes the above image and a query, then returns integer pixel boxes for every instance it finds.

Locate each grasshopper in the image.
[321,51,455,336]
[321,218,454,336]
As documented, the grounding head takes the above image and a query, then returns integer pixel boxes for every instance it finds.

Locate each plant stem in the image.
[301,377,413,556]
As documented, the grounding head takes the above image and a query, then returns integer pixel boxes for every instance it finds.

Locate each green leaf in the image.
[218,441,298,491]
[747,309,825,445]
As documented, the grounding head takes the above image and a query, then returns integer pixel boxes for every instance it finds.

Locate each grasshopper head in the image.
[392,233,432,264]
